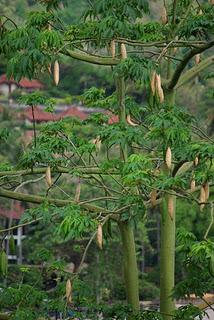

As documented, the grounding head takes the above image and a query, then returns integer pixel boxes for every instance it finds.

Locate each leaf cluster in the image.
[145,105,192,150]
[57,205,97,240]
[174,229,214,298]
[114,57,154,87]
[179,4,214,39]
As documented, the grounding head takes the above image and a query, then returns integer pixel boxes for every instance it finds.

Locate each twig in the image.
[1,15,18,28]
[0,217,43,234]
[79,196,118,205]
[54,184,72,198]
[85,180,123,195]
[200,296,214,312]
[14,175,45,192]
[73,230,97,277]
[157,40,175,62]
[73,214,110,278]
[204,203,214,240]
[46,173,62,196]
[192,125,214,143]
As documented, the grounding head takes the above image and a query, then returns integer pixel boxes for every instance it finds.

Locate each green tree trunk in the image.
[116,76,140,314]
[119,221,140,313]
[160,90,176,320]
[160,195,176,319]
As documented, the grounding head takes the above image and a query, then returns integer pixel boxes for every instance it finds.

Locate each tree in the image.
[0,0,214,319]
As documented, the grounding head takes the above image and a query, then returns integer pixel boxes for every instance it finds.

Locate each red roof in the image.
[24,106,59,122]
[108,114,119,124]
[23,106,119,125]
[19,78,44,89]
[0,202,24,219]
[0,74,44,89]
[23,106,88,123]
[57,107,88,120]
[0,74,17,85]
[103,110,119,124]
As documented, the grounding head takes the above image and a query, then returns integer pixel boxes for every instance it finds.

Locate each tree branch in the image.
[176,54,214,88]
[63,40,212,66]
[0,187,111,214]
[0,167,118,177]
[167,41,214,90]
[73,215,110,278]
[64,49,119,66]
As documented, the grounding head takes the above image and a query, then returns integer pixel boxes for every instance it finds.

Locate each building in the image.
[0,201,25,264]
[22,106,118,124]
[0,74,44,96]
[23,105,88,124]
[24,105,59,124]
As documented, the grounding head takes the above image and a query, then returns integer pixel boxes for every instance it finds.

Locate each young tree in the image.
[0,0,213,319]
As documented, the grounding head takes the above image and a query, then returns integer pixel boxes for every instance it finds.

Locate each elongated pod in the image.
[121,43,127,59]
[54,60,59,86]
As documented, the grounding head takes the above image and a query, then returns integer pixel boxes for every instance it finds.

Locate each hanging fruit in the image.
[54,60,59,86]
[195,54,201,65]
[194,156,199,166]
[97,224,103,249]
[110,40,116,59]
[66,279,72,303]
[0,249,8,277]
[161,6,168,24]
[121,43,127,59]
[126,114,138,126]
[155,74,164,103]
[165,147,172,169]
[190,179,196,192]
[45,166,52,187]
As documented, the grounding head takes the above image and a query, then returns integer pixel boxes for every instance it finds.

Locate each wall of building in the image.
[0,83,18,95]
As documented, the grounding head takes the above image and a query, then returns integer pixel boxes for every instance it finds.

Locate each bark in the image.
[65,49,119,66]
[0,167,117,177]
[167,41,214,90]
[118,222,140,313]
[176,55,214,88]
[0,187,109,214]
[160,90,176,320]
[117,76,140,315]
[160,195,176,320]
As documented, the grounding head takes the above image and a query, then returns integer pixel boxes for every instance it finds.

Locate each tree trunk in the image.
[160,90,176,320]
[116,75,140,314]
[118,221,140,313]
[160,195,176,320]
